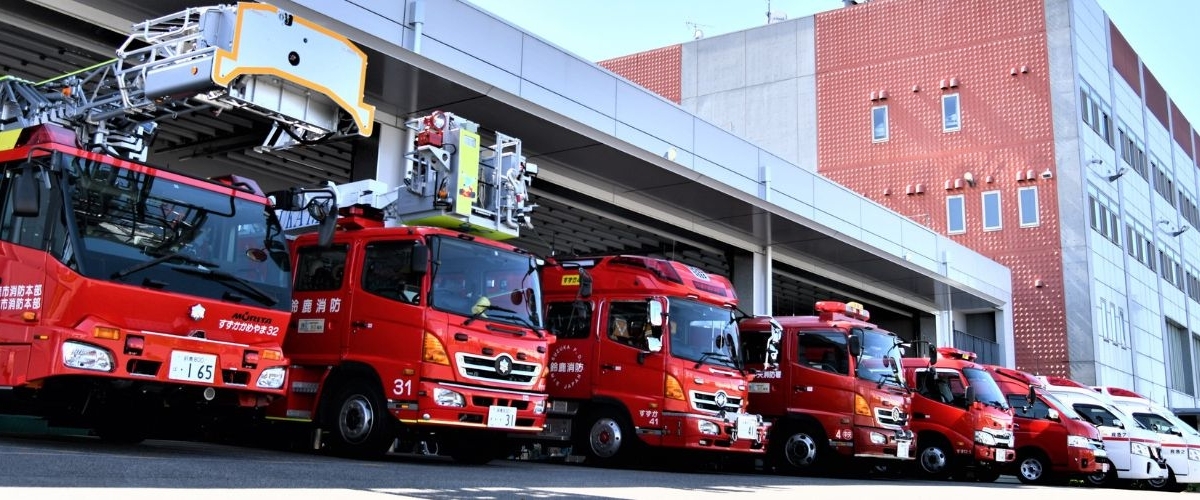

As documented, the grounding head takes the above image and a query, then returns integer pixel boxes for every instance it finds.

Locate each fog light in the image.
[869,432,887,445]
[433,387,466,407]
[534,400,545,414]
[698,420,720,436]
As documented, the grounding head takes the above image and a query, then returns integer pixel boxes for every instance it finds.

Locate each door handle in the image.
[601,364,620,371]
[1013,423,1020,430]
[351,320,373,329]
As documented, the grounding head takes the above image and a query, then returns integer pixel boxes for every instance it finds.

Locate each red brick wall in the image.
[1110,23,1140,96]
[599,45,682,104]
[815,0,1068,375]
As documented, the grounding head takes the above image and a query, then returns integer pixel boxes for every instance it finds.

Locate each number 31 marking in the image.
[392,378,412,396]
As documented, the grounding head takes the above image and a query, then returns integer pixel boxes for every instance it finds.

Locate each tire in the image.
[579,407,636,466]
[1143,468,1185,492]
[1083,458,1117,488]
[972,468,1002,483]
[771,424,826,475]
[323,378,393,458]
[1014,451,1051,485]
[915,437,955,480]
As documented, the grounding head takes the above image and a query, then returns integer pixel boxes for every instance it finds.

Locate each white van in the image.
[1095,386,1200,492]
[1039,377,1168,487]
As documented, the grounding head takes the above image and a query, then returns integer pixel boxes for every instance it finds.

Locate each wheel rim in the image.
[1018,457,1044,481]
[783,432,818,468]
[1085,466,1110,485]
[1145,473,1169,489]
[589,418,623,458]
[919,445,948,474]
[338,395,375,444]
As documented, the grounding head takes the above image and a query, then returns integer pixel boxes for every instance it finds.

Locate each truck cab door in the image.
[1006,394,1058,461]
[545,300,596,401]
[344,239,426,395]
[593,300,666,423]
[287,243,354,363]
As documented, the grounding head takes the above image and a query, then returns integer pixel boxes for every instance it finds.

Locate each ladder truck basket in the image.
[0,2,374,160]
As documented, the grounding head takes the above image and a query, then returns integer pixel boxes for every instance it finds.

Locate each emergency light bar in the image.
[1040,376,1090,389]
[936,347,977,361]
[1100,386,1146,399]
[814,301,870,321]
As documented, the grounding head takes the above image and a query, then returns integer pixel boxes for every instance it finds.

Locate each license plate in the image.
[897,441,911,458]
[995,448,1006,462]
[487,405,517,428]
[168,351,217,383]
[736,415,759,440]
[748,382,770,393]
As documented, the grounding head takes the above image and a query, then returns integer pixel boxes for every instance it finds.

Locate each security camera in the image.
[1040,169,1054,179]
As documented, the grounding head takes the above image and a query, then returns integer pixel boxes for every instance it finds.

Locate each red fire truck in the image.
[0,3,372,441]
[739,301,915,474]
[532,255,768,466]
[901,347,1015,481]
[267,111,549,463]
[985,364,1107,484]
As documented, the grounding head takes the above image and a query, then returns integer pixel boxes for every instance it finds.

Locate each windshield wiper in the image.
[111,251,220,280]
[876,372,903,389]
[694,351,733,369]
[172,266,278,306]
[467,306,544,338]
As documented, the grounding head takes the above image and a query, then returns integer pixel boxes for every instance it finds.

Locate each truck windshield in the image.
[855,329,904,388]
[429,235,541,329]
[668,297,739,369]
[963,367,1009,410]
[50,154,291,310]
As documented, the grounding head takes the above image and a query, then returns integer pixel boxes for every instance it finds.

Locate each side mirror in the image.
[410,244,429,274]
[1026,386,1036,409]
[12,163,41,217]
[927,344,937,364]
[848,336,862,357]
[1047,408,1060,421]
[313,199,338,248]
[577,268,593,298]
[1112,418,1124,429]
[965,385,977,406]
[648,299,663,327]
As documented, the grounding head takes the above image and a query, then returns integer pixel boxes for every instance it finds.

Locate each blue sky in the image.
[468,0,1200,135]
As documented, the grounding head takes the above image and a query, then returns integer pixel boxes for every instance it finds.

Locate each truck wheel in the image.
[1083,458,1117,488]
[1014,451,1051,484]
[324,378,393,458]
[580,408,634,466]
[772,425,825,474]
[972,468,1002,483]
[915,437,954,480]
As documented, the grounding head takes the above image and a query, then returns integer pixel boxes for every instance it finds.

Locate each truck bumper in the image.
[973,443,1015,464]
[1065,445,1103,475]
[1120,455,1169,480]
[391,380,546,433]
[650,412,768,454]
[851,426,914,460]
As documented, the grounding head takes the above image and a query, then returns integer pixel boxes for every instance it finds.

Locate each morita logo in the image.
[232,311,274,324]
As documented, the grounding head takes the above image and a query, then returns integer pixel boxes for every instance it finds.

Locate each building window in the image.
[942,94,961,132]
[982,190,1001,231]
[1079,81,1114,146]
[872,105,889,142]
[1087,192,1120,246]
[1167,322,1193,396]
[947,195,965,234]
[1018,187,1039,227]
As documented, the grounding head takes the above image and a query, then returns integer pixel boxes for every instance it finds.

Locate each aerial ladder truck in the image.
[0,2,374,442]
[267,110,550,463]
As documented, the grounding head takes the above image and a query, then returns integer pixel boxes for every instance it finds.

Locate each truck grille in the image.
[690,390,742,414]
[456,352,540,387]
[874,406,908,427]
[1089,438,1105,451]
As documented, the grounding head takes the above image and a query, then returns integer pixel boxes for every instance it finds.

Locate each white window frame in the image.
[1018,186,1040,227]
[942,93,961,132]
[947,195,966,234]
[981,190,1002,231]
[872,105,889,142]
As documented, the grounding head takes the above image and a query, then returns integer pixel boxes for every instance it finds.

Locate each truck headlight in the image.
[255,367,286,389]
[974,430,997,446]
[1066,435,1090,448]
[433,388,465,407]
[869,432,887,445]
[698,420,720,436]
[1131,442,1150,457]
[62,341,114,372]
[1189,448,1200,462]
